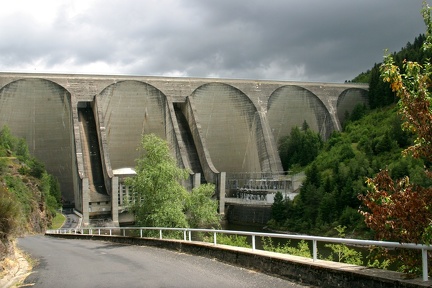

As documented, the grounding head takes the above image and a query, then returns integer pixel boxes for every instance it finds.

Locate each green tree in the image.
[185,183,220,228]
[126,134,220,232]
[279,124,323,171]
[271,191,286,223]
[126,134,189,230]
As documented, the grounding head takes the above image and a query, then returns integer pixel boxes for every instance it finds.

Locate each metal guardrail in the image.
[46,227,432,282]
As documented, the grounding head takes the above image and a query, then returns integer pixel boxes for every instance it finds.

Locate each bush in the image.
[204,234,251,248]
[0,186,21,241]
[325,226,363,265]
[262,237,311,258]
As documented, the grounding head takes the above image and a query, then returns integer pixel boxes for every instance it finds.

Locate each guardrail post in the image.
[90,229,92,235]
[140,229,143,238]
[160,230,163,239]
[183,230,186,241]
[188,230,191,241]
[213,232,217,246]
[313,240,317,262]
[422,248,428,281]
[98,229,101,235]
[110,229,112,236]
[252,235,256,251]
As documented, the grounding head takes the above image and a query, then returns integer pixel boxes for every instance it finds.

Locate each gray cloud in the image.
[0,0,427,82]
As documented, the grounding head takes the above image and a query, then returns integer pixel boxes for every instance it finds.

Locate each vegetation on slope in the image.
[270,105,430,237]
[279,121,323,172]
[0,126,61,269]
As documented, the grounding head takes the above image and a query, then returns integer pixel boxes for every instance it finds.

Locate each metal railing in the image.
[46,227,432,282]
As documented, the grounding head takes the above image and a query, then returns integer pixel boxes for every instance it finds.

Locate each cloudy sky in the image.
[0,0,427,83]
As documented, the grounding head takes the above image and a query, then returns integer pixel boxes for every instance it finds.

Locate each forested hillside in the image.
[271,106,430,236]
[269,105,432,234]
[0,126,61,270]
[271,34,432,237]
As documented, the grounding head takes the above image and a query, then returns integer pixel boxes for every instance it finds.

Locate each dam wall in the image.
[0,73,368,223]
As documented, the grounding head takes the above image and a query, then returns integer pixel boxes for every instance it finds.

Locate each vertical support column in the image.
[218,172,226,215]
[193,173,201,188]
[82,178,90,226]
[111,176,119,226]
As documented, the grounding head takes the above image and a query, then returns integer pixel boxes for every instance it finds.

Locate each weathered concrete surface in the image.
[0,72,368,222]
[46,233,430,288]
[0,78,76,204]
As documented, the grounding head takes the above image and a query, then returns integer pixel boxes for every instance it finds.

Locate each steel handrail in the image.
[46,227,432,281]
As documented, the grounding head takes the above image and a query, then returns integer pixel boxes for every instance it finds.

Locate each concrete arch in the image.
[267,85,334,145]
[337,88,369,126]
[190,82,267,173]
[0,78,75,203]
[97,80,169,170]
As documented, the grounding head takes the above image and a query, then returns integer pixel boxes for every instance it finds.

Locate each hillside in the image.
[270,105,431,237]
[0,126,61,274]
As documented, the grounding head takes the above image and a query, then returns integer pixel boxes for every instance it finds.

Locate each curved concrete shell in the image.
[98,80,168,170]
[267,85,334,146]
[190,83,265,173]
[0,78,75,203]
[337,88,369,126]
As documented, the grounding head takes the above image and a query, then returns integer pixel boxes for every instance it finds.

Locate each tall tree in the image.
[126,134,189,229]
[279,124,323,170]
[126,134,220,231]
[271,191,286,224]
[359,1,432,276]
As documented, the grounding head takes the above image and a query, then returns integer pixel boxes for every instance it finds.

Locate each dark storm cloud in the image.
[0,0,427,82]
[183,0,426,81]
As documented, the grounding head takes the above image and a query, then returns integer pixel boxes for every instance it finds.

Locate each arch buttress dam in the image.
[0,73,368,225]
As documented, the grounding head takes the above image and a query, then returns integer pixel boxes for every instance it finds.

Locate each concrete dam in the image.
[0,73,368,225]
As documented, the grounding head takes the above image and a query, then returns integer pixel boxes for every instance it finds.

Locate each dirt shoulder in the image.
[0,244,32,288]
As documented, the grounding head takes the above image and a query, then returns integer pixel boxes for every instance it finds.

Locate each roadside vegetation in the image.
[50,213,66,230]
[0,126,61,272]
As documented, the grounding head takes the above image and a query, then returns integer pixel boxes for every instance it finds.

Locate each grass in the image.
[49,212,66,229]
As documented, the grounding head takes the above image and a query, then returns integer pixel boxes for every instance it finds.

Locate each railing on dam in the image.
[46,227,432,282]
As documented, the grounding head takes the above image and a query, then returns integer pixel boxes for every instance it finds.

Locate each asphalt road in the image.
[60,212,80,229]
[18,236,313,288]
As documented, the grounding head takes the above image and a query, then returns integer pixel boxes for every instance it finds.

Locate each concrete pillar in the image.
[111,176,119,226]
[193,173,201,189]
[82,178,90,226]
[218,172,226,215]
